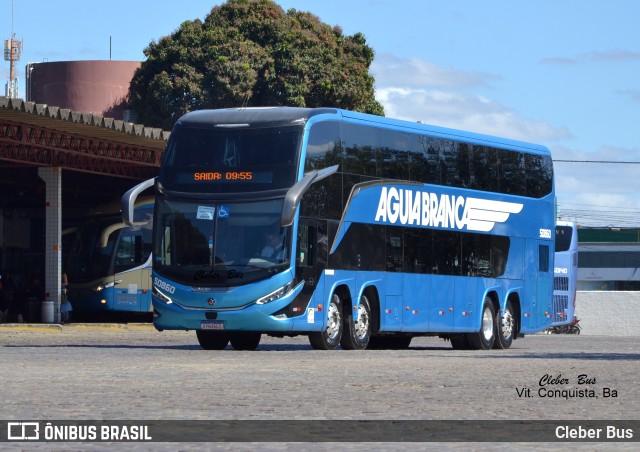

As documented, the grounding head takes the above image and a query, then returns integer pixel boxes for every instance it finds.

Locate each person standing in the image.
[60,272,73,324]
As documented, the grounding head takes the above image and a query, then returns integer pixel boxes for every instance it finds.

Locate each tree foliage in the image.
[128,0,384,129]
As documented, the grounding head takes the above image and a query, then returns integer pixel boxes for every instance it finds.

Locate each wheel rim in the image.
[501,308,514,341]
[481,306,494,341]
[354,303,370,340]
[326,298,341,342]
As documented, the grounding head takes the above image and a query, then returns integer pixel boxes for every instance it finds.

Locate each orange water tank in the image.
[26,60,141,120]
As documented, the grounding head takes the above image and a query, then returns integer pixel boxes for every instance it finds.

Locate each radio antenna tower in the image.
[4,0,22,98]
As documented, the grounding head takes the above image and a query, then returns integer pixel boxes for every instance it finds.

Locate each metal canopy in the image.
[0,96,169,180]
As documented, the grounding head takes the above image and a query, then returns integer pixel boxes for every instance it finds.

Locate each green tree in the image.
[128,0,384,129]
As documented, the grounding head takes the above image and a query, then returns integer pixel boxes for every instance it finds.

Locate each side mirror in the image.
[122,178,155,226]
[280,165,339,227]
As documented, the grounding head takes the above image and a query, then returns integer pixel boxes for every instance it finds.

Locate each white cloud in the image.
[372,53,499,89]
[372,54,571,143]
[619,89,640,103]
[370,53,640,225]
[553,145,640,225]
[541,48,640,66]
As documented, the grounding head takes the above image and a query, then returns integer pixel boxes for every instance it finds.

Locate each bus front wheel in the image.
[340,294,372,350]
[466,298,496,350]
[309,293,343,350]
[229,332,262,351]
[196,330,230,350]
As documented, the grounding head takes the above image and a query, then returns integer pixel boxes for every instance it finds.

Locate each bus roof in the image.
[176,107,550,156]
[176,107,338,129]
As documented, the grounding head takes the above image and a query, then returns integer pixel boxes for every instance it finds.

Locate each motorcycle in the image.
[546,316,581,335]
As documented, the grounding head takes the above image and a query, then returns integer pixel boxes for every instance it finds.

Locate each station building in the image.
[577,228,640,291]
[0,60,167,321]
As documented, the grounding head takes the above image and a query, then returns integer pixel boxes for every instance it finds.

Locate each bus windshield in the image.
[67,213,152,283]
[67,215,120,283]
[159,124,302,193]
[153,197,291,287]
[555,225,574,252]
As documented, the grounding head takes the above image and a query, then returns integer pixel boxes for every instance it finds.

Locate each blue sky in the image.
[2,0,640,226]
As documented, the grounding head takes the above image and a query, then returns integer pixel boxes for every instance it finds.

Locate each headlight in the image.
[256,282,293,305]
[94,282,112,292]
[152,285,173,304]
[93,279,122,292]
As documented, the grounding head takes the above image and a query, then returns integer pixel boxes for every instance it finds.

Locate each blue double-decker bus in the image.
[552,221,578,326]
[122,107,555,350]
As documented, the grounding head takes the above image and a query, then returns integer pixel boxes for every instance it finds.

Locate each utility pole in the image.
[4,0,22,98]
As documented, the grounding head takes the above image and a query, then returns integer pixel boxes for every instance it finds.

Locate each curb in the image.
[0,323,155,332]
[0,323,63,332]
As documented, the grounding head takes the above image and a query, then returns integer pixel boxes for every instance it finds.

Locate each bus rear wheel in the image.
[309,293,343,350]
[229,332,262,351]
[466,298,496,350]
[340,294,372,350]
[493,300,515,349]
[196,331,230,350]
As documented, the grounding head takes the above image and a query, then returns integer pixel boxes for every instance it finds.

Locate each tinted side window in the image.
[433,230,461,275]
[412,135,442,185]
[330,223,385,270]
[526,154,553,198]
[497,149,526,196]
[403,228,433,273]
[385,228,403,272]
[378,129,411,180]
[300,173,343,220]
[341,123,377,176]
[306,121,341,171]
[539,244,550,272]
[470,145,498,192]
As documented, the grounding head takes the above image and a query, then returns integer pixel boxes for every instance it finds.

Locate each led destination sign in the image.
[194,171,253,181]
[189,171,273,184]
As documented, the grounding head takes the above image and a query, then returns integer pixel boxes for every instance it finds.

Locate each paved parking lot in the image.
[1,325,638,450]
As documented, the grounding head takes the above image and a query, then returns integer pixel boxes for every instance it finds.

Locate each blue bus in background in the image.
[67,197,153,319]
[552,221,578,326]
[122,107,555,350]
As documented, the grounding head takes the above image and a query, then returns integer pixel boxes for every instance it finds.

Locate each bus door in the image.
[295,218,325,313]
[383,230,404,331]
[537,241,553,329]
[113,230,149,312]
[523,239,553,331]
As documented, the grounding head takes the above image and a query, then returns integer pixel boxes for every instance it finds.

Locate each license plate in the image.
[200,320,225,330]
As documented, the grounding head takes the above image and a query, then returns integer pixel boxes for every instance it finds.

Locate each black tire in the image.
[340,294,372,350]
[309,293,343,350]
[466,298,496,350]
[229,332,262,351]
[196,330,230,350]
[494,300,515,349]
